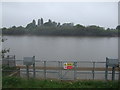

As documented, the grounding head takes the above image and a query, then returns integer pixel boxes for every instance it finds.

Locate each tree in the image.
[2,18,118,36]
[62,23,74,27]
[117,25,120,37]
[26,19,36,29]
[32,19,36,26]
[75,24,85,29]
[38,19,41,26]
[41,18,43,25]
[52,21,57,27]
[48,19,52,23]
[11,26,16,29]
[57,22,61,27]
[1,37,10,58]
[116,25,120,30]
[38,18,44,26]
[106,28,110,31]
[44,19,57,27]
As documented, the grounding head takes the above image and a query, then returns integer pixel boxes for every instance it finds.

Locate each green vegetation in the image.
[2,76,119,88]
[0,69,1,89]
[1,38,10,58]
[2,18,119,36]
[2,66,19,76]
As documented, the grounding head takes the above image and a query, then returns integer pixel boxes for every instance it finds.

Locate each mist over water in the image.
[3,36,118,62]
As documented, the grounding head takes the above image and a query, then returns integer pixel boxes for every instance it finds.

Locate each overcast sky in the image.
[2,2,118,29]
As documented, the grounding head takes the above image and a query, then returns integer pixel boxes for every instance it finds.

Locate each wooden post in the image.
[74,62,77,80]
[118,65,120,81]
[112,67,115,81]
[33,56,35,78]
[33,63,35,78]
[92,62,95,80]
[105,65,108,80]
[118,62,120,81]
[58,61,61,80]
[18,68,20,77]
[26,65,29,79]
[44,61,46,79]
[7,55,9,67]
[60,61,62,80]
[60,61,63,79]
[105,57,108,80]
[14,55,16,67]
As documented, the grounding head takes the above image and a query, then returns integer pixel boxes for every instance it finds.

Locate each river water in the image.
[3,36,118,62]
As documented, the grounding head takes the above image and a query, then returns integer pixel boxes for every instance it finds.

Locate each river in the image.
[3,36,118,62]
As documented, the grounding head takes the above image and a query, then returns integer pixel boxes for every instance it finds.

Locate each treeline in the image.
[2,18,119,36]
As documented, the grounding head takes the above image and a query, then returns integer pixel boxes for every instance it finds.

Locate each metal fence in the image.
[2,59,120,81]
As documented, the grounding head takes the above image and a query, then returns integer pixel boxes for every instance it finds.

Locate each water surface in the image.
[3,36,118,62]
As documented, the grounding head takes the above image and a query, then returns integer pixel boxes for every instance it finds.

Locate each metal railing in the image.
[2,60,120,81]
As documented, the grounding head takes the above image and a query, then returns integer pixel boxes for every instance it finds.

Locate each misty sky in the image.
[2,2,118,29]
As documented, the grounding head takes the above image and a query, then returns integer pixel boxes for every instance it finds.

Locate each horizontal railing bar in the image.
[45,71,59,73]
[16,65,120,71]
[2,70,20,72]
[3,70,119,75]
[77,72,93,74]
[2,60,120,63]
[77,72,119,74]
[2,60,120,65]
[2,60,108,63]
[20,70,43,72]
[3,69,119,74]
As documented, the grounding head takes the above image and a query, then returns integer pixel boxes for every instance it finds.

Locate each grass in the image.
[2,66,19,76]
[0,72,1,89]
[2,76,119,88]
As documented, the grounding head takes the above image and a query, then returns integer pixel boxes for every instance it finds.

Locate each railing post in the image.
[119,65,120,81]
[58,61,61,80]
[18,68,20,77]
[60,61,62,80]
[7,55,9,67]
[26,65,29,79]
[112,67,115,81]
[33,56,35,78]
[92,62,95,80]
[44,61,46,80]
[118,62,120,81]
[33,63,35,78]
[105,64,108,80]
[14,55,16,67]
[74,62,77,80]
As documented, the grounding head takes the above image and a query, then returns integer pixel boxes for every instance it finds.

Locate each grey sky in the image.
[2,2,118,29]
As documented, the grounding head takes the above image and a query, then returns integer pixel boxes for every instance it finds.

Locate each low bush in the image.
[2,76,119,88]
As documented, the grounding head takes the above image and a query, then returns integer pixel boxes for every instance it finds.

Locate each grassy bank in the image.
[2,76,119,88]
